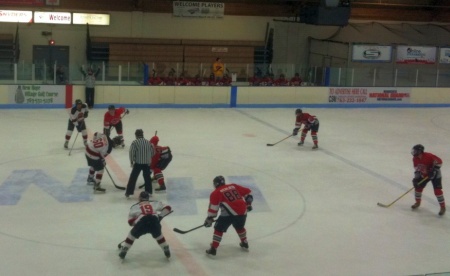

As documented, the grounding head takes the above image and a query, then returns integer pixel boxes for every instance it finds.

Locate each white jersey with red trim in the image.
[127,200,169,226]
[85,134,112,160]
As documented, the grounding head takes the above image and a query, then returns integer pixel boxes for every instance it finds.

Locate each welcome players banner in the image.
[8,85,65,105]
[396,46,436,64]
[328,87,411,104]
[173,1,224,18]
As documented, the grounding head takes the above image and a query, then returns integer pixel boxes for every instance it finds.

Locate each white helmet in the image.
[93,132,104,140]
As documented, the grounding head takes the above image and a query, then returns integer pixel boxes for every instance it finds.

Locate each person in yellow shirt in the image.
[212,57,224,81]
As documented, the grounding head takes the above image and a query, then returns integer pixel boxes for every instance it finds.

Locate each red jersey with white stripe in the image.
[413,152,442,177]
[103,107,126,128]
[295,112,318,128]
[207,183,252,217]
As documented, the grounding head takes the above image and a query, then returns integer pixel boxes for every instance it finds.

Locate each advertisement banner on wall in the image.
[34,11,71,24]
[439,47,450,64]
[9,85,65,105]
[396,46,436,64]
[73,13,110,25]
[328,87,411,104]
[0,10,33,23]
[173,1,224,18]
[352,45,392,62]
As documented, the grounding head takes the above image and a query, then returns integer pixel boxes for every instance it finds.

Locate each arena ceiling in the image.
[58,0,450,23]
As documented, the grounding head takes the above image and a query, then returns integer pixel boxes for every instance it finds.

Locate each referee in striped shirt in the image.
[126,129,154,197]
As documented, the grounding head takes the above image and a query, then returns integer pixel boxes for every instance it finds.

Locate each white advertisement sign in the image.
[73,13,110,25]
[0,10,32,23]
[396,46,436,64]
[328,87,411,104]
[9,85,65,105]
[352,45,392,62]
[439,47,450,64]
[34,11,71,24]
[173,1,224,18]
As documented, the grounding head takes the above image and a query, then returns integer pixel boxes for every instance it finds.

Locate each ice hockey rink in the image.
[1,107,450,276]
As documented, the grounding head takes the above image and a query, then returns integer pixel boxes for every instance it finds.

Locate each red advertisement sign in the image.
[0,0,44,6]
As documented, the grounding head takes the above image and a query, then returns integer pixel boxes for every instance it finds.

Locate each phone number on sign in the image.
[26,98,54,104]
[329,96,367,103]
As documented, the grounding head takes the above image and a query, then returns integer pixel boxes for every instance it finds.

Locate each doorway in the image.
[33,45,69,84]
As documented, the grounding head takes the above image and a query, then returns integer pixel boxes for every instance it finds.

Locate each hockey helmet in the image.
[213,176,226,188]
[411,144,424,156]
[135,129,144,138]
[108,105,115,110]
[93,132,104,140]
[295,108,302,115]
[75,99,83,105]
[150,135,159,146]
[139,191,150,201]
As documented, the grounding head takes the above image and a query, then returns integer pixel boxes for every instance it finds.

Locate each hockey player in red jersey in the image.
[204,176,253,256]
[293,108,320,149]
[64,99,89,149]
[103,105,129,148]
[118,191,172,260]
[85,132,114,192]
[149,135,172,192]
[411,144,446,216]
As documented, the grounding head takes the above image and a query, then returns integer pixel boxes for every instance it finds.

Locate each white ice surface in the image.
[0,108,450,276]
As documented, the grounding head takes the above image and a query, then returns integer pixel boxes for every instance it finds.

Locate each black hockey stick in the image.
[68,131,80,156]
[377,177,428,208]
[105,166,126,190]
[118,210,174,249]
[266,134,293,146]
[173,220,215,234]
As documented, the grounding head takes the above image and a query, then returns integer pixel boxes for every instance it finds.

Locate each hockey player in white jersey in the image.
[64,99,89,149]
[118,191,172,260]
[85,132,114,192]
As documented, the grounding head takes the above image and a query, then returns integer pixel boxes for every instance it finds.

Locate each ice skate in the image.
[119,247,128,259]
[93,182,106,193]
[155,184,166,192]
[411,202,420,209]
[312,144,319,149]
[86,175,95,185]
[64,141,69,149]
[439,206,446,216]
[205,246,217,256]
[297,141,304,146]
[239,241,249,250]
[163,245,171,258]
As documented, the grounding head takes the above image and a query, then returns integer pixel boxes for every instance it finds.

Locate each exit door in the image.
[33,45,69,84]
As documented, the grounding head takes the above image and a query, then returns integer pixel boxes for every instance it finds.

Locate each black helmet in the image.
[213,176,225,188]
[295,108,302,115]
[75,99,82,105]
[135,129,144,138]
[108,105,115,110]
[139,191,150,201]
[411,144,424,156]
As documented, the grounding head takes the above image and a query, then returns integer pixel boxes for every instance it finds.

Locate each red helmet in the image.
[150,135,159,146]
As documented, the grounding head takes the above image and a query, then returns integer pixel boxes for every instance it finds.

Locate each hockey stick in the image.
[173,220,215,234]
[117,210,174,249]
[377,177,428,208]
[104,166,126,190]
[266,134,293,146]
[68,131,80,156]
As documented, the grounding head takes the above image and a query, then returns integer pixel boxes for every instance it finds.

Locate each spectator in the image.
[290,73,303,86]
[80,66,100,109]
[274,74,289,86]
[212,57,224,81]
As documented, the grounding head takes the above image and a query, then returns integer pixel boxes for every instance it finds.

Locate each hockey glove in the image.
[125,109,130,115]
[428,166,440,180]
[292,128,300,136]
[204,217,214,227]
[84,111,89,118]
[101,159,106,167]
[247,205,253,212]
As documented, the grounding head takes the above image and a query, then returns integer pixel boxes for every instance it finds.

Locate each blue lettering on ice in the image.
[166,175,269,215]
[0,169,93,205]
